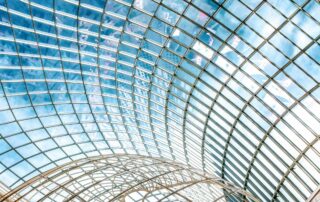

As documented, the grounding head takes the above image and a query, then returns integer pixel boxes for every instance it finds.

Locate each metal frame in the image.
[0,0,319,201]
[0,154,258,202]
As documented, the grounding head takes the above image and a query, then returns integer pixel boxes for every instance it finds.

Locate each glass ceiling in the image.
[0,0,319,201]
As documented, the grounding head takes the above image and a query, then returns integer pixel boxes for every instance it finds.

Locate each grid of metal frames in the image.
[0,154,259,202]
[0,0,319,201]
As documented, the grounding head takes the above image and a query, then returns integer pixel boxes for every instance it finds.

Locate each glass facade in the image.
[0,0,319,201]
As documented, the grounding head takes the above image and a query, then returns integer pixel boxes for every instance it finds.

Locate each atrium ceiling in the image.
[0,0,319,201]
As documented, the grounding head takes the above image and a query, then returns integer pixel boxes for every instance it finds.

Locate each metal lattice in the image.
[0,154,259,202]
[0,0,319,201]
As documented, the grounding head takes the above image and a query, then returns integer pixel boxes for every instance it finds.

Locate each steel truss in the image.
[0,154,259,202]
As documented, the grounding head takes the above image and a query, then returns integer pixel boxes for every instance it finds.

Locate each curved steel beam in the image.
[1,154,258,202]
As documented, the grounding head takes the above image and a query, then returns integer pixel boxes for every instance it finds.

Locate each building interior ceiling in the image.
[0,0,319,201]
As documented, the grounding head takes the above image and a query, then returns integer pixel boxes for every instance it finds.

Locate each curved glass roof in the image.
[0,0,319,201]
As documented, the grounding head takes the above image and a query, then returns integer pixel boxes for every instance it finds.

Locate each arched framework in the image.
[0,0,319,201]
[0,154,258,202]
